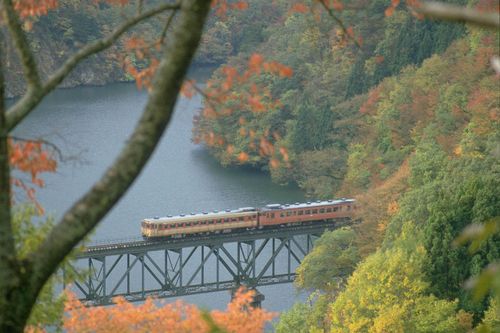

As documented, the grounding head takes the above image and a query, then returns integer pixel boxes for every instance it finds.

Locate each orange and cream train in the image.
[141,199,355,240]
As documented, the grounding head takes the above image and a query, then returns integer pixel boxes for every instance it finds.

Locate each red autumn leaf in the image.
[290,3,308,13]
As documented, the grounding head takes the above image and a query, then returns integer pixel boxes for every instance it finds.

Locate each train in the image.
[141,198,355,240]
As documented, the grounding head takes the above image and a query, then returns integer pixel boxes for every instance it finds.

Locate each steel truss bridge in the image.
[69,219,352,306]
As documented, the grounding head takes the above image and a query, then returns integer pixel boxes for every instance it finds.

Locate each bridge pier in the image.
[250,289,265,308]
[231,287,265,308]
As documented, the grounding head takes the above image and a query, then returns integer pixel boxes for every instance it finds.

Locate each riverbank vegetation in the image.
[193,0,500,331]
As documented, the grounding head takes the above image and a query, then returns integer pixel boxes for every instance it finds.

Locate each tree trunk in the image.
[0,0,212,331]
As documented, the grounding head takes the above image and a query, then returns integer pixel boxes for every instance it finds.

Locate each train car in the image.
[259,199,355,226]
[141,207,258,239]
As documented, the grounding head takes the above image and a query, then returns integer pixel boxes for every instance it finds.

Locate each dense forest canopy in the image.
[192,0,499,331]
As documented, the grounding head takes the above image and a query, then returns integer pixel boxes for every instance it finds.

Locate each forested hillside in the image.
[193,0,500,331]
[193,0,469,198]
[3,0,236,97]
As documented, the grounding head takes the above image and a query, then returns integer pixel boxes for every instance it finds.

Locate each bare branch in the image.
[8,135,72,163]
[28,0,212,306]
[414,1,500,29]
[318,0,361,48]
[5,1,181,132]
[1,0,42,89]
[137,0,144,15]
[159,9,177,46]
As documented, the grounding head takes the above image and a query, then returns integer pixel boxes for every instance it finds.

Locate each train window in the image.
[326,208,332,213]
[312,209,318,214]
[298,210,303,215]
[280,213,285,217]
[287,211,292,216]
[224,218,229,222]
[231,218,237,222]
[293,211,297,215]
[271,213,275,218]
[319,209,325,213]
[333,207,338,212]
[305,210,310,214]
[239,217,244,221]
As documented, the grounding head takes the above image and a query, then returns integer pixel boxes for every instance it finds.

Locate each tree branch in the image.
[0,29,18,327]
[318,0,361,48]
[28,0,211,307]
[5,1,181,132]
[414,1,500,29]
[1,0,42,89]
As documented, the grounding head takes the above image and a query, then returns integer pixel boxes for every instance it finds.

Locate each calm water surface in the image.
[13,82,306,312]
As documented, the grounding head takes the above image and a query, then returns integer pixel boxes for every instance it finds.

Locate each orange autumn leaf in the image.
[332,0,344,11]
[387,201,399,215]
[385,6,395,16]
[8,138,57,214]
[249,53,264,72]
[270,158,280,169]
[290,3,308,13]
[14,0,58,19]
[212,0,249,17]
[64,288,275,333]
[230,1,248,10]
[237,151,249,162]
[181,80,197,99]
[279,66,293,78]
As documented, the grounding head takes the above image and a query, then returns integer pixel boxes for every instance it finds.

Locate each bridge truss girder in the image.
[70,234,317,306]
[69,220,353,306]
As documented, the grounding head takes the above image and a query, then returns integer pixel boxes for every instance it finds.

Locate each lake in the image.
[13,82,307,312]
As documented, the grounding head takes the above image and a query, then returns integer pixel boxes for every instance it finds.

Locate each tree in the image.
[12,205,77,330]
[63,288,275,333]
[295,227,359,292]
[0,0,212,331]
[329,225,467,333]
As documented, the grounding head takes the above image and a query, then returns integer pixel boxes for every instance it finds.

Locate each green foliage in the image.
[329,224,467,333]
[275,302,310,333]
[197,22,233,65]
[12,206,68,329]
[295,228,359,292]
[476,299,500,333]
[275,293,331,333]
[345,144,371,189]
